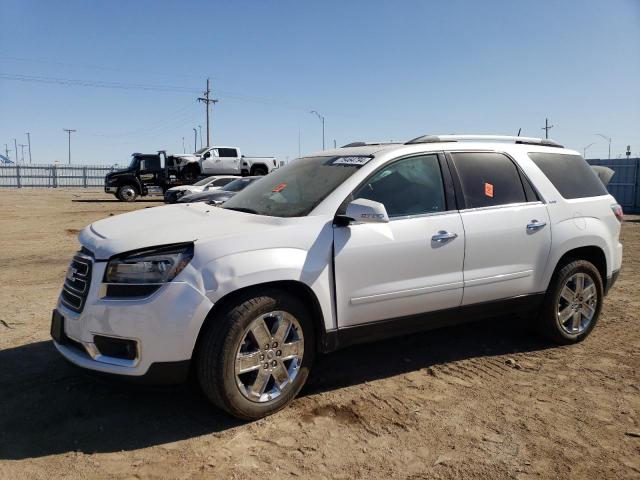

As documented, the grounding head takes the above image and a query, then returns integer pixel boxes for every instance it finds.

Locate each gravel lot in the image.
[0,189,638,479]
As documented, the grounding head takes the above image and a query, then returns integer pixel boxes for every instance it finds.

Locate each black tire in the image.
[538,259,603,345]
[182,164,200,181]
[251,165,268,176]
[116,185,138,202]
[196,290,315,420]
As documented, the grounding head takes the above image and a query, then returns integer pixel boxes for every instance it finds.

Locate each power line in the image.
[0,73,200,93]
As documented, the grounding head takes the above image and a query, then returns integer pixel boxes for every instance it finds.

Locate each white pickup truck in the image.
[173,146,278,180]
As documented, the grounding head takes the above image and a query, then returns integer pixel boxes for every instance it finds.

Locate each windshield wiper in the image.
[222,207,260,215]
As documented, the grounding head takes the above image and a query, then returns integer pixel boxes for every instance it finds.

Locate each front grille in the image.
[60,251,93,313]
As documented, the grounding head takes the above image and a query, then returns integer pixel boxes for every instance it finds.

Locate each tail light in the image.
[611,203,623,222]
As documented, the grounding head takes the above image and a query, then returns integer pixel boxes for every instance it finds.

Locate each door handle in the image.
[526,220,547,232]
[431,230,458,243]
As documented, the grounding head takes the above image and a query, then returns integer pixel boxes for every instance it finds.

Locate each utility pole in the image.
[63,129,76,165]
[14,138,18,164]
[25,132,32,163]
[197,78,218,147]
[596,133,612,160]
[541,118,554,139]
[4,144,11,162]
[193,128,198,152]
[310,110,325,150]
[182,136,185,153]
[198,125,203,149]
[18,144,27,163]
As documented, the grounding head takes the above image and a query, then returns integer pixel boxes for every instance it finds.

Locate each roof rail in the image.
[405,134,564,148]
[341,141,402,148]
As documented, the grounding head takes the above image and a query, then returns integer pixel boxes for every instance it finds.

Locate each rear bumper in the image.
[605,269,620,295]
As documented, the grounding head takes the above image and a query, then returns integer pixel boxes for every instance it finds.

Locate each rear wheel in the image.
[196,290,314,420]
[538,259,603,344]
[251,165,268,176]
[116,185,138,202]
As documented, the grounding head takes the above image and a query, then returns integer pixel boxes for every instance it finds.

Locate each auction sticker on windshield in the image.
[329,156,372,166]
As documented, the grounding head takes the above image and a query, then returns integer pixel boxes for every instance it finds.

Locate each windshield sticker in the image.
[272,183,287,193]
[329,156,372,166]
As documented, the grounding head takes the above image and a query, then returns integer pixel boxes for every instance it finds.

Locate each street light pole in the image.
[25,132,32,163]
[13,138,18,164]
[182,136,185,153]
[193,128,198,152]
[583,142,596,158]
[198,125,203,149]
[310,110,325,150]
[596,133,612,160]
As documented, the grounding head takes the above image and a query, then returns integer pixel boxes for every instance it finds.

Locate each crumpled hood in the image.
[79,203,286,259]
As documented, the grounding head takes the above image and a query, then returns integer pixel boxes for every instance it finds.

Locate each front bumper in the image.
[105,185,117,194]
[53,259,213,380]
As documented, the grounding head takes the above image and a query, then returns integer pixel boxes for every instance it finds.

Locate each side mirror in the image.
[336,198,389,225]
[203,152,211,159]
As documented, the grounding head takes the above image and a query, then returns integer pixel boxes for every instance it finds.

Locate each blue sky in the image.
[1,0,638,165]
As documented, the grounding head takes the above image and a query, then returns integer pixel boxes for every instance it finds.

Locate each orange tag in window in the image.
[272,183,287,193]
[484,182,494,198]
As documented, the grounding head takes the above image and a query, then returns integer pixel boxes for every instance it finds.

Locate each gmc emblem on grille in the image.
[66,266,78,281]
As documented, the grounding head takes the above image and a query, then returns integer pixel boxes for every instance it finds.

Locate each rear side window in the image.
[218,148,238,157]
[450,152,526,208]
[528,153,608,199]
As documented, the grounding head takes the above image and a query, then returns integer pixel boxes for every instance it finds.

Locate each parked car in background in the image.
[178,176,261,204]
[53,134,622,420]
[172,146,278,180]
[164,175,239,203]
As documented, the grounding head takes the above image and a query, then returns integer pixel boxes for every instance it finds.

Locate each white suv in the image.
[52,135,623,419]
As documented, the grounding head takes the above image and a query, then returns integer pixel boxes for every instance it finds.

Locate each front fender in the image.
[200,247,335,331]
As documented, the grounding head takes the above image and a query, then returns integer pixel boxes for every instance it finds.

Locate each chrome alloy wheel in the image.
[234,311,304,403]
[120,186,136,201]
[557,272,598,335]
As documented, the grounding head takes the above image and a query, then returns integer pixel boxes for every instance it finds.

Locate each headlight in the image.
[104,243,194,284]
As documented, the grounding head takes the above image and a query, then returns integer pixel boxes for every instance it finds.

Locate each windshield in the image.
[128,156,139,169]
[193,176,216,186]
[222,155,371,217]
[222,177,257,192]
[194,147,209,155]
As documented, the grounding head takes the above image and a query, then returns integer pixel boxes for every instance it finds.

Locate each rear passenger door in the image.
[218,148,241,174]
[447,152,551,305]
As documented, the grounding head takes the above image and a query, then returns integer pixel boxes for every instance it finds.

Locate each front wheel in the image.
[251,166,268,176]
[196,291,314,420]
[116,185,138,202]
[538,259,603,344]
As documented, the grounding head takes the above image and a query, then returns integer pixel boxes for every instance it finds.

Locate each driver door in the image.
[333,154,465,327]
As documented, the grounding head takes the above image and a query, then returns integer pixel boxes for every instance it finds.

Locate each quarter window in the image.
[528,152,608,199]
[450,152,527,208]
[353,155,446,217]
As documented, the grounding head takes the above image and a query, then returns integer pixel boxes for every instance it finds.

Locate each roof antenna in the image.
[517,128,521,137]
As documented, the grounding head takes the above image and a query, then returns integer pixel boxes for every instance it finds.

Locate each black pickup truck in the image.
[104,152,194,201]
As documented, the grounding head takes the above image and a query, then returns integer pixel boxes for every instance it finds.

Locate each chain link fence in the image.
[0,164,115,188]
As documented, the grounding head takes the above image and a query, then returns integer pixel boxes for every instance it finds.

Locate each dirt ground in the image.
[0,189,638,479]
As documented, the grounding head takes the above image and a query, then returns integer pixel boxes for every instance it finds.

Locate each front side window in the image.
[353,154,446,217]
[222,155,370,217]
[451,152,526,208]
